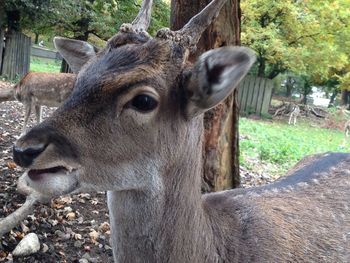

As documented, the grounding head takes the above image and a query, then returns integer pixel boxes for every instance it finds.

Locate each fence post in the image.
[1,31,31,80]
[238,76,273,116]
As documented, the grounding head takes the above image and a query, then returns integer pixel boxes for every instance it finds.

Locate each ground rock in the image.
[12,233,40,257]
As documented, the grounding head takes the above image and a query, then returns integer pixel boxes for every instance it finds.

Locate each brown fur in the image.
[0,86,14,102]
[14,72,76,134]
[345,120,350,137]
[13,0,350,262]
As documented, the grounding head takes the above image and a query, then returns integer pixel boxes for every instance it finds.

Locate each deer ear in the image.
[184,47,256,118]
[54,37,97,73]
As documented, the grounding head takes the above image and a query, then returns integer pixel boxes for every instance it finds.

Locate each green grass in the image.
[239,118,348,176]
[30,57,61,73]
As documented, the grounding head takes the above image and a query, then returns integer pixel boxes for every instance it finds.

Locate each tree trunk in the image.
[6,10,21,32]
[0,2,6,30]
[341,89,349,106]
[0,5,4,74]
[171,0,241,192]
[328,90,338,107]
[285,76,296,97]
[257,56,265,78]
[34,33,39,44]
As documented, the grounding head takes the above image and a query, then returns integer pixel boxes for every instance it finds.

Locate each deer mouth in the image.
[28,166,75,181]
[25,165,80,197]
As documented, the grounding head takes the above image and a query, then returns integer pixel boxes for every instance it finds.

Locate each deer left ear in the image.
[184,46,256,118]
[54,37,99,73]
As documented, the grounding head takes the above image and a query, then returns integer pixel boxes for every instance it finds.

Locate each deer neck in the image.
[107,119,218,262]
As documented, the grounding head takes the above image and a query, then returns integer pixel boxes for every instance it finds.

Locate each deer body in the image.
[288,104,300,125]
[106,139,350,262]
[12,0,350,262]
[14,72,75,134]
[345,120,350,137]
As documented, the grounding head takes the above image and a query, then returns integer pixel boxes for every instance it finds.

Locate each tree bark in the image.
[6,10,21,32]
[341,89,349,106]
[171,0,241,192]
[0,2,6,30]
[285,76,295,97]
[257,56,266,78]
[328,90,338,107]
[34,33,39,44]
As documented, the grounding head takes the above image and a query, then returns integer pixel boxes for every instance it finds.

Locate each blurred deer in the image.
[345,120,350,137]
[288,103,300,125]
[13,72,76,135]
[12,0,350,262]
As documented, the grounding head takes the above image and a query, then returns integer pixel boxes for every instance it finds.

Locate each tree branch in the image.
[288,33,320,46]
[0,175,49,238]
[0,195,38,237]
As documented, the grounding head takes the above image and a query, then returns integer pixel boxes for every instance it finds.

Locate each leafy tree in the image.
[241,0,350,92]
[2,0,169,42]
[3,0,58,32]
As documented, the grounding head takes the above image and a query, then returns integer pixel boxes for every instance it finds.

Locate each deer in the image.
[13,72,76,135]
[288,103,300,125]
[345,120,350,137]
[11,0,350,262]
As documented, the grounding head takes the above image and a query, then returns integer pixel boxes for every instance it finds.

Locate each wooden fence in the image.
[31,46,62,60]
[0,31,31,80]
[238,75,273,115]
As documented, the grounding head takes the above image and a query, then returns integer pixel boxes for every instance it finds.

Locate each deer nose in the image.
[13,144,46,168]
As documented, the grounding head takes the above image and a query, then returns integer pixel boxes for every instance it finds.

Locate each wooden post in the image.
[2,32,31,80]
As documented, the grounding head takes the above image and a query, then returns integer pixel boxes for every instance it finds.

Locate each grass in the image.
[239,117,348,176]
[30,57,61,73]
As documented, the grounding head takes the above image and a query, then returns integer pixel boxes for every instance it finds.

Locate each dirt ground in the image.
[0,81,271,263]
[0,81,12,90]
[0,99,113,263]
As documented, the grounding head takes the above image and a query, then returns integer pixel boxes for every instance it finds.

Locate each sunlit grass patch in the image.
[30,57,61,73]
[239,117,348,176]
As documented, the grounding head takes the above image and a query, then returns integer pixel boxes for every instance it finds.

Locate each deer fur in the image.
[12,0,350,262]
[13,72,76,135]
[0,86,15,102]
[345,120,350,137]
[288,103,300,125]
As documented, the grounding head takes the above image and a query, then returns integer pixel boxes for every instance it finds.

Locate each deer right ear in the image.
[54,37,97,73]
[184,46,256,119]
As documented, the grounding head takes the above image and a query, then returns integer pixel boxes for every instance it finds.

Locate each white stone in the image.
[12,233,40,257]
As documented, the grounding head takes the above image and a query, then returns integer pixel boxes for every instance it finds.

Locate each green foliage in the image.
[240,118,347,175]
[260,112,272,120]
[4,0,59,33]
[4,0,170,44]
[241,0,350,91]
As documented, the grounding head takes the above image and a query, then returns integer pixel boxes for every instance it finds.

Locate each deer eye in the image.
[130,94,158,113]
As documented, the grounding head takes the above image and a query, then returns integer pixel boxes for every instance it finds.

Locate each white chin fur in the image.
[24,170,79,197]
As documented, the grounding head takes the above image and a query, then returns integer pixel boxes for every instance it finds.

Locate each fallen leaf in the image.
[99,222,110,233]
[89,230,99,241]
[6,162,16,169]
[66,212,76,220]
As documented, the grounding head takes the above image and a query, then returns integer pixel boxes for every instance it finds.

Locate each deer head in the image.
[13,0,255,197]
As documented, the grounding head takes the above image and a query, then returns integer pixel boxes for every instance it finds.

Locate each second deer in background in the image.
[345,119,350,137]
[14,72,76,135]
[288,104,300,125]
